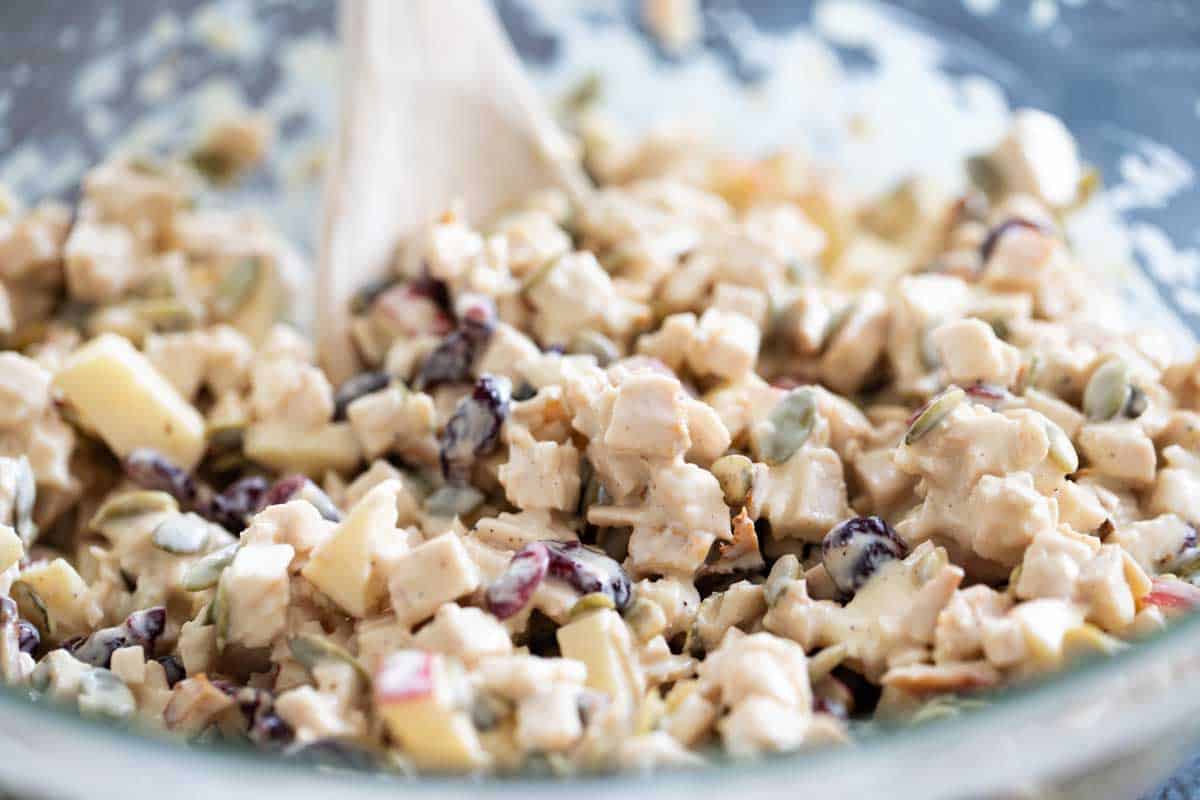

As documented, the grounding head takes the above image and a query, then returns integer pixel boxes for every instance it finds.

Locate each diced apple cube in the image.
[301,480,402,618]
[515,685,584,752]
[18,558,100,640]
[374,650,490,771]
[224,543,294,648]
[52,333,206,469]
[244,420,362,476]
[1010,598,1084,666]
[556,608,643,719]
[413,603,513,665]
[0,524,22,572]
[386,534,480,628]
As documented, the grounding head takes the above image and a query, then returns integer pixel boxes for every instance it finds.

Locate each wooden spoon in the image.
[317,0,590,383]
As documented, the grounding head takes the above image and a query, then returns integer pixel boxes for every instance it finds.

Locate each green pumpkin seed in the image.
[904,386,966,446]
[908,695,989,726]
[349,276,402,316]
[620,597,665,642]
[13,456,37,546]
[1008,563,1023,591]
[561,72,603,115]
[213,573,231,650]
[1082,359,1131,422]
[470,692,513,732]
[207,424,245,455]
[683,622,705,659]
[423,485,484,518]
[568,592,616,622]
[710,454,755,507]
[190,147,236,184]
[578,458,608,514]
[212,257,263,319]
[521,256,560,294]
[1043,419,1079,473]
[128,298,200,331]
[820,302,856,354]
[786,259,816,285]
[128,155,167,176]
[1073,166,1103,210]
[1124,385,1148,419]
[806,642,847,683]
[181,542,239,591]
[11,581,52,638]
[568,330,619,367]
[77,668,137,721]
[1015,354,1041,396]
[758,388,817,465]
[90,491,179,532]
[920,322,942,370]
[966,154,1005,199]
[152,513,212,555]
[288,633,370,682]
[1174,551,1200,584]
[764,554,802,607]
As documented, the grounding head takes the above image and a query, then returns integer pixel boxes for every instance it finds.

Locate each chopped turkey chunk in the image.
[930,318,1022,387]
[498,427,581,512]
[385,534,481,628]
[222,543,293,648]
[747,446,852,541]
[1077,421,1157,487]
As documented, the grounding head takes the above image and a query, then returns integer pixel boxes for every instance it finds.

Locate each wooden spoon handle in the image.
[317,0,588,382]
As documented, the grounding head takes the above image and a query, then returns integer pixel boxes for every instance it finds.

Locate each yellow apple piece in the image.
[374,650,490,771]
[301,480,401,617]
[244,420,362,476]
[0,524,22,572]
[557,608,643,719]
[52,333,206,469]
[16,558,98,641]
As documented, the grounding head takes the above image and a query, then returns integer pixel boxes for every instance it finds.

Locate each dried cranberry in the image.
[963,381,1008,409]
[813,695,848,720]
[980,218,1047,264]
[262,475,342,521]
[251,711,294,749]
[263,474,309,507]
[349,275,402,315]
[67,627,127,668]
[333,371,391,421]
[124,449,199,507]
[155,655,186,687]
[485,542,550,619]
[409,273,453,317]
[415,331,477,390]
[205,475,270,531]
[285,738,381,771]
[372,284,454,338]
[439,375,511,484]
[456,293,497,339]
[125,606,167,646]
[68,606,166,667]
[414,295,497,391]
[832,665,882,715]
[16,620,39,655]
[544,540,633,610]
[821,516,907,595]
[124,449,256,533]
[950,190,990,226]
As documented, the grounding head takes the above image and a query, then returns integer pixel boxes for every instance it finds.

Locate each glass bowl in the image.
[1,2,1199,798]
